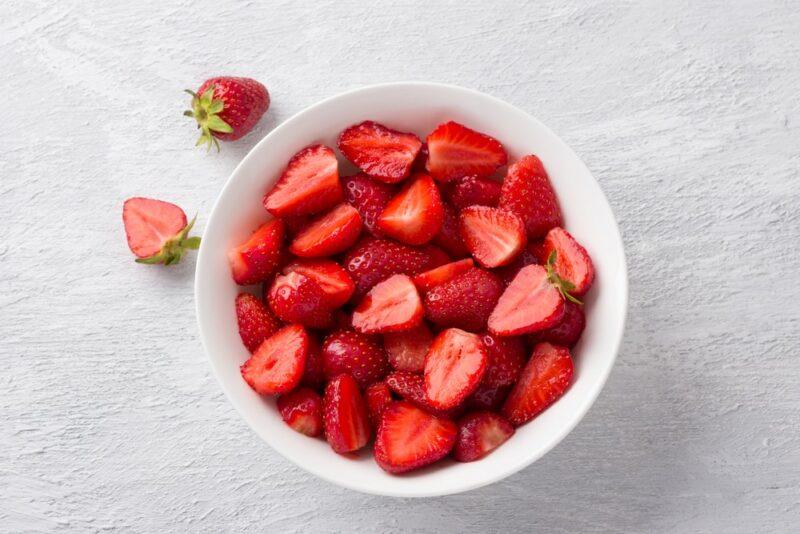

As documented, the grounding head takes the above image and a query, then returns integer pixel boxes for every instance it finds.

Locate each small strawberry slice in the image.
[323,374,371,453]
[337,121,422,183]
[424,268,504,331]
[289,203,362,257]
[433,202,469,258]
[283,259,354,309]
[263,144,342,217]
[446,175,502,210]
[301,336,325,390]
[235,293,282,353]
[383,323,434,373]
[322,329,389,388]
[277,387,323,437]
[542,227,595,296]
[460,206,526,268]
[385,371,456,418]
[267,272,333,328]
[352,274,423,334]
[480,332,526,388]
[228,218,285,285]
[374,402,457,474]
[122,197,200,265]
[342,173,396,237]
[496,240,544,285]
[488,265,565,336]
[531,300,586,347]
[240,325,309,395]
[376,173,444,245]
[453,411,514,462]
[502,342,573,426]
[425,121,507,182]
[365,381,393,427]
[424,329,488,410]
[499,154,561,239]
[467,383,511,410]
[412,258,475,293]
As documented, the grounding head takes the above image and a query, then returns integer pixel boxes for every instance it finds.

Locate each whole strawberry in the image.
[185,77,269,150]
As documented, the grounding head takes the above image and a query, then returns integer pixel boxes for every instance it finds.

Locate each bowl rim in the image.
[195,81,629,497]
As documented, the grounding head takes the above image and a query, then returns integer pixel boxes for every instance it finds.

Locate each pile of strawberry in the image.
[230,120,594,474]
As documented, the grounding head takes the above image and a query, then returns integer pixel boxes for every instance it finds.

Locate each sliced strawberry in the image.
[530,300,586,347]
[301,335,325,390]
[289,203,362,257]
[365,381,393,427]
[499,155,561,239]
[374,402,457,474]
[460,206,526,268]
[267,272,333,328]
[412,258,475,293]
[425,121,507,182]
[543,227,594,296]
[282,259,354,309]
[480,332,526,388]
[240,325,309,395]
[342,173,396,237]
[376,173,444,245]
[446,175,502,210]
[424,328,488,410]
[235,293,282,353]
[281,214,311,237]
[263,144,342,217]
[321,329,389,388]
[323,374,371,453]
[496,240,544,285]
[432,202,469,258]
[425,244,451,267]
[383,323,434,372]
[453,411,514,462]
[467,383,511,410]
[337,121,422,183]
[385,371,456,418]
[352,274,423,334]
[502,342,573,426]
[424,268,503,331]
[488,265,564,336]
[228,218,285,285]
[122,197,199,265]
[277,387,323,437]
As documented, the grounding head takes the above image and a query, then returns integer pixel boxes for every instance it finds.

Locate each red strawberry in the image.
[377,173,444,245]
[433,202,469,258]
[424,328,488,410]
[185,77,269,149]
[467,383,511,410]
[240,325,309,395]
[235,293,282,353]
[383,323,434,372]
[365,381,393,427]
[267,272,333,328]
[277,387,323,437]
[496,240,544,285]
[323,374,371,453]
[385,371,455,418]
[412,258,475,293]
[321,329,389,388]
[499,155,561,239]
[281,214,311,237]
[123,197,200,265]
[502,342,573,426]
[263,145,342,217]
[301,336,325,390]
[289,203,362,257]
[447,175,502,210]
[352,275,423,334]
[374,402,457,474]
[228,218,285,285]
[337,121,422,183]
[460,206,526,268]
[488,265,565,336]
[542,227,594,296]
[425,245,451,268]
[342,173,396,237]
[283,259,355,309]
[453,411,514,462]
[424,268,504,331]
[530,300,586,347]
[480,332,526,388]
[425,121,507,182]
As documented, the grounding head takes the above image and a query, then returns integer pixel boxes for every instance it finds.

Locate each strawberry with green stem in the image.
[122,197,201,266]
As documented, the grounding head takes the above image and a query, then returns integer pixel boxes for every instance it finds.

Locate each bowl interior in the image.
[195,82,627,497]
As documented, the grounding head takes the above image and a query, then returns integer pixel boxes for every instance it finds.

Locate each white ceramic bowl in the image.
[195,82,628,497]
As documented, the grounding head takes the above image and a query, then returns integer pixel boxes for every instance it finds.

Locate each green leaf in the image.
[200,86,216,105]
[136,254,164,265]
[208,99,224,114]
[547,249,557,266]
[206,115,232,133]
[181,236,201,249]
[183,110,194,118]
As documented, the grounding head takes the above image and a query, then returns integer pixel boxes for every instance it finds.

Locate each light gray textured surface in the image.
[2,0,799,532]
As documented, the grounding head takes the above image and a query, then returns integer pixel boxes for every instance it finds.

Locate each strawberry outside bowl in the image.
[195,82,628,497]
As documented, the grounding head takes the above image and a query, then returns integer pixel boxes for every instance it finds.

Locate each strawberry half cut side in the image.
[123,197,200,266]
[487,264,565,336]
[425,121,507,182]
[424,328,488,410]
[337,121,422,183]
[352,274,423,334]
[240,325,309,395]
[263,144,342,217]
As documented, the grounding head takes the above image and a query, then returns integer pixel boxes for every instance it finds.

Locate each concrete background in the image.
[2,0,798,532]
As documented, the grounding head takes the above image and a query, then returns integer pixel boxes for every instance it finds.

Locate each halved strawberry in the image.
[374,402,457,474]
[480,332,526,388]
[496,240,544,285]
[425,121,507,182]
[240,325,309,395]
[433,202,469,258]
[383,323,434,372]
[342,173,396,237]
[267,272,333,328]
[365,381,393,427]
[337,121,422,183]
[446,175,502,210]
[289,203,362,257]
[412,258,475,293]
[323,374,371,453]
[499,155,561,239]
[542,227,594,296]
[122,197,200,265]
[321,329,389,388]
[424,328,488,410]
[263,144,342,217]
[502,342,573,426]
[460,206,526,268]
[488,265,564,336]
[283,259,354,309]
[453,411,514,462]
[301,336,325,390]
[467,383,511,410]
[277,387,323,437]
[424,268,504,331]
[530,300,586,347]
[352,274,423,334]
[376,173,444,245]
[235,293,282,353]
[228,218,285,285]
[385,371,457,418]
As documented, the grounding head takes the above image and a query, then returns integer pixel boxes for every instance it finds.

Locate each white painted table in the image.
[2,1,798,532]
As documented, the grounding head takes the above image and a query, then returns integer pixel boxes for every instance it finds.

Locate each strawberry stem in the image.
[545,250,583,305]
[184,85,232,152]
[135,215,201,266]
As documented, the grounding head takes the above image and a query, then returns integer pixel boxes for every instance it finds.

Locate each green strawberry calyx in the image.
[545,250,583,305]
[184,85,233,152]
[136,215,201,266]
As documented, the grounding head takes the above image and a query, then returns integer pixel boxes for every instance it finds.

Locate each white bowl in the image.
[195,82,628,497]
